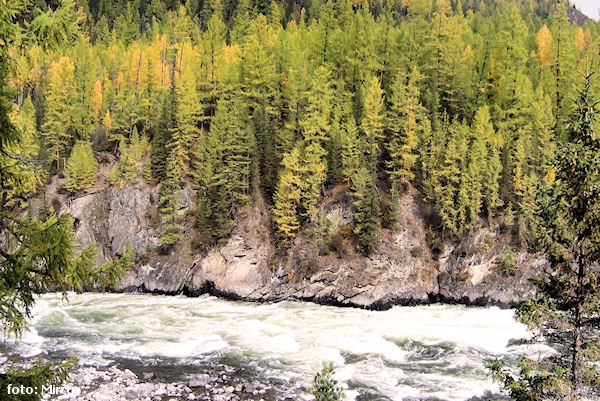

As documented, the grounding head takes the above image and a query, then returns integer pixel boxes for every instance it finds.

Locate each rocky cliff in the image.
[42,174,544,309]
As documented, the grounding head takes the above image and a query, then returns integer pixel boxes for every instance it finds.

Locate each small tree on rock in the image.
[65,141,98,193]
[310,363,344,401]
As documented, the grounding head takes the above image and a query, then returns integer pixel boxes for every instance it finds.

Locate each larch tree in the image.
[361,76,385,174]
[272,147,303,245]
[1,2,128,396]
[472,106,503,218]
[341,114,362,185]
[298,65,333,222]
[386,68,425,196]
[42,56,76,170]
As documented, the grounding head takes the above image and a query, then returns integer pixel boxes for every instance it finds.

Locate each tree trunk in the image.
[570,248,585,400]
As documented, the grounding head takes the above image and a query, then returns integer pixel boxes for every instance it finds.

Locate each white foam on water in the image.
[3,293,546,401]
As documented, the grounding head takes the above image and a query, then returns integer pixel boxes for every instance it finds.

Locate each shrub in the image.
[310,363,344,401]
[410,246,424,258]
[501,246,518,276]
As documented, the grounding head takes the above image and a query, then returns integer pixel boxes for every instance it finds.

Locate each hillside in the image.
[5,0,600,307]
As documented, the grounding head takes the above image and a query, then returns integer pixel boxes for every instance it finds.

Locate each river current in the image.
[3,293,549,400]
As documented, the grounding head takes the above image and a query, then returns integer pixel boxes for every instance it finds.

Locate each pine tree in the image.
[64,141,98,193]
[310,363,344,401]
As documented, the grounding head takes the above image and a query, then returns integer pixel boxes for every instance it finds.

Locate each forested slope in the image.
[5,0,600,304]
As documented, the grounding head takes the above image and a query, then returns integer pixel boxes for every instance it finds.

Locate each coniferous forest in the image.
[3,0,599,252]
[1,0,600,400]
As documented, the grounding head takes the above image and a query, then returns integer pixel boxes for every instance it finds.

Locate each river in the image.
[2,293,548,401]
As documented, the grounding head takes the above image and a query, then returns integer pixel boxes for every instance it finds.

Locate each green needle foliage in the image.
[0,357,75,401]
[1,3,131,398]
[310,363,344,401]
[64,140,98,193]
[487,73,600,401]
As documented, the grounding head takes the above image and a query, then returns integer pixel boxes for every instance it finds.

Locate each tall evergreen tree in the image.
[351,167,381,254]
[488,73,600,401]
[64,141,98,193]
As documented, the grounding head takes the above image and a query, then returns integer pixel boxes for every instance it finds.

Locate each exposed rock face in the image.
[59,177,543,309]
[107,184,158,256]
[69,191,111,264]
[438,227,545,306]
[261,188,438,308]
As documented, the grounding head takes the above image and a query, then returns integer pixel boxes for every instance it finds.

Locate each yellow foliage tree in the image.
[535,24,552,75]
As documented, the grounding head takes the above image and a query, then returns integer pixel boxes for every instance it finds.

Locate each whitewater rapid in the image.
[3,293,546,400]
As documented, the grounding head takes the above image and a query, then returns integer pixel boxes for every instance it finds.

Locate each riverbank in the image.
[37,177,547,311]
[43,364,275,401]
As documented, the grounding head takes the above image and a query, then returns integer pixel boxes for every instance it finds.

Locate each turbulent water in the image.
[3,293,548,401]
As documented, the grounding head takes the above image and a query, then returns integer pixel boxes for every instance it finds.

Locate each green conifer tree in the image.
[64,141,98,193]
[351,167,381,254]
[386,68,425,195]
[42,56,76,170]
[361,76,385,173]
[488,72,600,401]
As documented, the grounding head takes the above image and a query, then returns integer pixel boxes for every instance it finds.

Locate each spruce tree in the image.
[221,96,255,208]
[152,84,176,181]
[167,60,200,186]
[351,167,381,255]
